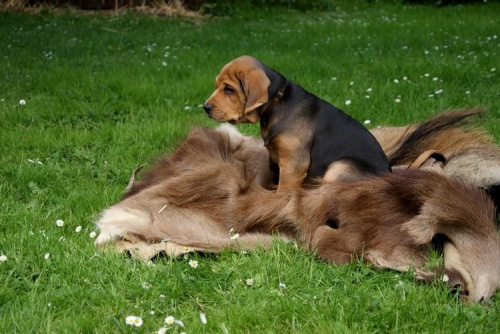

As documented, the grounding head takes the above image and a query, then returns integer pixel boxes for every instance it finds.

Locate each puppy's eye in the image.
[224,86,234,94]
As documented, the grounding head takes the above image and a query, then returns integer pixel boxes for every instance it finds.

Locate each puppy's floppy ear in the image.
[241,68,270,115]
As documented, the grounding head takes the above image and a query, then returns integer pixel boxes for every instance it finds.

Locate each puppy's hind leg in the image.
[323,160,366,182]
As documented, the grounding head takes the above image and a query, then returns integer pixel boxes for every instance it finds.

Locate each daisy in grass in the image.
[441,274,450,283]
[75,226,82,233]
[165,316,184,327]
[44,253,50,260]
[230,233,240,240]
[0,255,7,263]
[125,315,143,327]
[141,282,151,290]
[56,219,64,227]
[89,231,97,239]
[19,99,26,105]
[200,312,207,325]
[182,247,192,254]
[189,260,199,268]
[245,278,254,286]
[158,328,168,334]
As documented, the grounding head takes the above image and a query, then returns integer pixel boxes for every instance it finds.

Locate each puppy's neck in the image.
[259,65,288,115]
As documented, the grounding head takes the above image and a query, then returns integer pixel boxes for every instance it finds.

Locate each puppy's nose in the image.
[203,103,213,114]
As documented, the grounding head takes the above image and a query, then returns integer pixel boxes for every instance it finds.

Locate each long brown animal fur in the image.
[96,125,500,302]
[371,108,500,189]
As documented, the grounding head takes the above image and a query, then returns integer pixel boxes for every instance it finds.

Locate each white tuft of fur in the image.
[216,124,244,150]
[94,207,151,247]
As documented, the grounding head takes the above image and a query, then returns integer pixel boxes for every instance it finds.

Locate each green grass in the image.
[1,1,500,332]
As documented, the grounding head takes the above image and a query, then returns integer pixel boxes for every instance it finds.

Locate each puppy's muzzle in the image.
[203,103,213,117]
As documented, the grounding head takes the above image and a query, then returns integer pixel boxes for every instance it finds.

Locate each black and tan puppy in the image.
[203,56,390,190]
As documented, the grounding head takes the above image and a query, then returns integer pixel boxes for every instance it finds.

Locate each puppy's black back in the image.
[260,63,390,181]
[308,99,391,178]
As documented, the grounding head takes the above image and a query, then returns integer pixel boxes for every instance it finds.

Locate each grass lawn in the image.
[1,1,500,332]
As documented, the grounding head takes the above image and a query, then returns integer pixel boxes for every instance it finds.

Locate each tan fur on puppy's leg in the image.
[269,134,311,191]
[323,160,365,182]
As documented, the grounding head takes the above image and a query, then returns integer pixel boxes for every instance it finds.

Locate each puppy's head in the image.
[203,56,270,124]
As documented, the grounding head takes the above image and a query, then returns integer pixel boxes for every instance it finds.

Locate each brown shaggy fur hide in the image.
[96,123,500,303]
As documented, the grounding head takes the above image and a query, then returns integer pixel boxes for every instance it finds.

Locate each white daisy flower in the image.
[230,233,240,240]
[435,89,444,94]
[491,68,496,72]
[245,278,254,286]
[345,100,351,106]
[363,120,371,125]
[394,79,399,84]
[465,90,471,94]
[432,77,438,81]
[0,255,7,263]
[160,294,166,299]
[56,219,64,227]
[75,226,82,233]
[150,310,155,315]
[162,61,167,67]
[403,76,408,80]
[165,316,175,325]
[158,327,168,334]
[125,315,143,327]
[424,73,430,77]
[89,231,97,239]
[19,99,26,105]
[441,274,450,283]
[366,88,373,93]
[189,260,199,268]
[184,106,190,110]
[200,312,207,325]
[182,247,192,254]
[279,282,287,289]
[174,320,184,327]
[44,253,50,260]
[142,282,151,290]
[349,81,354,86]
[395,98,401,103]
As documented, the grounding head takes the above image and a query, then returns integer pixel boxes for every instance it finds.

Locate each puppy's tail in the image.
[389,108,485,166]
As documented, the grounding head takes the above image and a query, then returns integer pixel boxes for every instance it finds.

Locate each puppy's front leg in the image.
[272,135,311,192]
